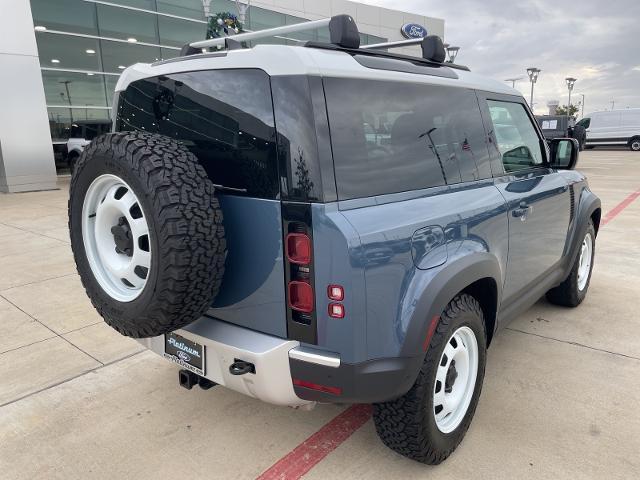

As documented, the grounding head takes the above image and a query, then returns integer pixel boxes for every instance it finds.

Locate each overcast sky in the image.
[361,0,640,115]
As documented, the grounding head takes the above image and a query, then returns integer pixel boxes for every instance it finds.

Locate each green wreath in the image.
[207,12,244,39]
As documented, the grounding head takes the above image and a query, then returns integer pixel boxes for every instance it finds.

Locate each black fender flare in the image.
[399,252,503,359]
[562,187,601,282]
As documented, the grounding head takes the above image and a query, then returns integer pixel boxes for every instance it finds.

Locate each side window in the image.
[116,69,279,199]
[486,100,544,173]
[324,78,492,200]
[576,118,590,129]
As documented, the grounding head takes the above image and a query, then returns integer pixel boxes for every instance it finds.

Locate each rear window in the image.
[324,78,491,200]
[115,69,278,199]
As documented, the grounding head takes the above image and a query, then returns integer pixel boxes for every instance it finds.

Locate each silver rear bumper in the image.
[138,316,339,407]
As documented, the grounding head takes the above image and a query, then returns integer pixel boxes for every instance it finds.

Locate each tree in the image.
[555,104,580,117]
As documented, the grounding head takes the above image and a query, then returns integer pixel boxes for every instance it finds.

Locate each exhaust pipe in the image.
[178,369,217,390]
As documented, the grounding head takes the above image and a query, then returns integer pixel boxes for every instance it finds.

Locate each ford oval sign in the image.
[401,23,427,39]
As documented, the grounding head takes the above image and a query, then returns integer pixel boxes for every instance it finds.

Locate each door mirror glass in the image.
[549,138,578,169]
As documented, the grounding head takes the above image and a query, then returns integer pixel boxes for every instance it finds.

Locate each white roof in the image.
[116,44,517,97]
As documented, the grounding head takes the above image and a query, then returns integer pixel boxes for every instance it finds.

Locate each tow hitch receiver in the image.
[179,369,217,390]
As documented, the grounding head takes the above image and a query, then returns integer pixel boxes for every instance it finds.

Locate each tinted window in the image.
[324,78,491,200]
[271,76,325,202]
[116,69,279,199]
[487,100,543,173]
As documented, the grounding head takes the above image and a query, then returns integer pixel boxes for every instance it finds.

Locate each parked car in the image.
[67,15,601,465]
[578,108,640,151]
[66,120,112,171]
[536,115,587,150]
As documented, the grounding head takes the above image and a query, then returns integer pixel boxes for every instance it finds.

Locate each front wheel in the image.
[373,294,487,464]
[546,220,595,307]
[629,137,640,152]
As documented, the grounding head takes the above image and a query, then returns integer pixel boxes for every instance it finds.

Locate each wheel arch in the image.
[400,253,503,357]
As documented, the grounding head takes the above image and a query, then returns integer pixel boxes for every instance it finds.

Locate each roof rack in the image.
[189,15,359,50]
[182,14,463,69]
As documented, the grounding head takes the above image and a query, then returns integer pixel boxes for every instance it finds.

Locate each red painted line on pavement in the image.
[601,188,640,226]
[257,187,640,479]
[256,404,372,480]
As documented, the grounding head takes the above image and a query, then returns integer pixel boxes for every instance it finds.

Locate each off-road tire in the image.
[373,294,487,464]
[546,220,595,307]
[69,131,226,337]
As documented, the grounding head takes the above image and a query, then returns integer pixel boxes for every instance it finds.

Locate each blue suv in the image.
[68,16,601,464]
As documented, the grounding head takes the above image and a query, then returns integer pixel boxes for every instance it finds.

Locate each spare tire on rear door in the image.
[68,131,226,338]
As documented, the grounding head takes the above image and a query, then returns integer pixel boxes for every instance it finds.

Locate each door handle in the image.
[512,202,532,219]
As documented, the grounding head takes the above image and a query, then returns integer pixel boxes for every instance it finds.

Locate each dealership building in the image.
[0,0,444,192]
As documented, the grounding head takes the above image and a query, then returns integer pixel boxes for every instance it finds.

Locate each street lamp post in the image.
[235,0,251,24]
[526,67,541,108]
[504,77,524,88]
[565,77,577,117]
[445,45,460,64]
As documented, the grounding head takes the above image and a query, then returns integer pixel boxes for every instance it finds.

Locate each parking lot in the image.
[0,149,639,479]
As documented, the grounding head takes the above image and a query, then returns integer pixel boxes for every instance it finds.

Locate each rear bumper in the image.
[289,355,423,404]
[140,316,421,406]
[139,316,313,407]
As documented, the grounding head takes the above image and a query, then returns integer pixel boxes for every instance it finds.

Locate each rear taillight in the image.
[283,203,317,344]
[288,281,314,313]
[286,233,311,264]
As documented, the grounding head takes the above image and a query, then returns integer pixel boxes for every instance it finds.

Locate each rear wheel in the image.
[373,294,487,464]
[69,131,226,338]
[546,220,595,307]
[630,137,640,151]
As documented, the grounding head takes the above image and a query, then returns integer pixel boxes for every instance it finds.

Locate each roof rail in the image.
[189,14,359,50]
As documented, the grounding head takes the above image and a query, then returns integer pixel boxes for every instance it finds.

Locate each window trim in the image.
[476,91,550,178]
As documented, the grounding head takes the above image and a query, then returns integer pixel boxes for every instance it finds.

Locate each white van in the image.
[578,109,640,151]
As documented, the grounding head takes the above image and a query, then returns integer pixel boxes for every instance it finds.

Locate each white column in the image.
[0,0,57,192]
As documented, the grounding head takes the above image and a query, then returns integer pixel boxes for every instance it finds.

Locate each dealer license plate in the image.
[163,332,206,376]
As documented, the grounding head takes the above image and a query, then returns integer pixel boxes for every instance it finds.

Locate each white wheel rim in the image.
[82,174,151,302]
[577,232,593,291]
[632,141,640,151]
[433,326,479,434]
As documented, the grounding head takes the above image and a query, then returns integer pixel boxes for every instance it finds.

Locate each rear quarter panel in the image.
[335,181,508,361]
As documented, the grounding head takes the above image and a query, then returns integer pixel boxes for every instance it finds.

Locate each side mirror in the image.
[549,138,579,169]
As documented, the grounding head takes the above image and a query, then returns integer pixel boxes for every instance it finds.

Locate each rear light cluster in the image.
[285,225,315,325]
[327,285,345,318]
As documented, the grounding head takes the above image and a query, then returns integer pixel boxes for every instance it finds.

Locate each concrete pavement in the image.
[0,150,639,479]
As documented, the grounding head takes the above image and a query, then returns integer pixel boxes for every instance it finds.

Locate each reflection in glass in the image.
[158,16,207,47]
[42,70,108,107]
[157,0,207,20]
[100,40,163,72]
[97,4,159,44]
[31,0,98,36]
[324,78,491,200]
[116,69,279,199]
[48,107,111,141]
[36,33,101,71]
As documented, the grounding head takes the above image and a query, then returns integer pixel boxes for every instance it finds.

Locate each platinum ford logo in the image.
[168,337,201,358]
[401,23,427,39]
[177,351,192,362]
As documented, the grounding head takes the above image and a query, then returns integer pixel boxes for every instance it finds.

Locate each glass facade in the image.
[30,0,387,143]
